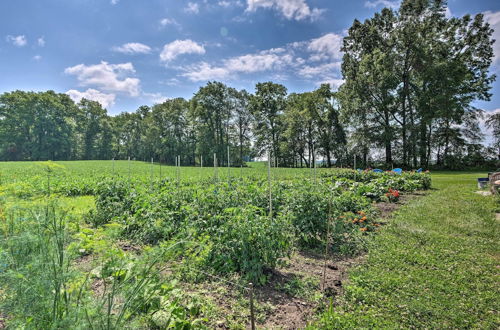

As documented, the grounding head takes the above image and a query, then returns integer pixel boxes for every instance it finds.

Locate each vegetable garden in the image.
[0,161,430,328]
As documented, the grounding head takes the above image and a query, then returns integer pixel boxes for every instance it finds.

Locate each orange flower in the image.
[360,227,368,232]
[360,216,367,222]
[374,223,380,227]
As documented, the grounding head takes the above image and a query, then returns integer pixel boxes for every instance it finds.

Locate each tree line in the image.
[0,0,498,169]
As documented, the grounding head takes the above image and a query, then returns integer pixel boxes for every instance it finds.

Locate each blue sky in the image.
[0,0,499,116]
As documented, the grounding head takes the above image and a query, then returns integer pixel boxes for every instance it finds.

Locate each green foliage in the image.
[205,206,294,284]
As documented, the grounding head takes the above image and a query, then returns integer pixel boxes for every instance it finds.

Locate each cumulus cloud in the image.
[224,51,294,73]
[66,88,116,108]
[160,39,205,62]
[111,0,119,5]
[178,33,344,83]
[184,2,200,14]
[218,1,243,8]
[364,0,399,9]
[484,11,500,65]
[112,42,152,54]
[64,61,141,97]
[143,92,169,104]
[246,0,324,21]
[159,18,180,29]
[181,49,296,82]
[307,33,343,61]
[298,62,341,78]
[182,62,232,81]
[6,35,27,47]
[37,37,45,47]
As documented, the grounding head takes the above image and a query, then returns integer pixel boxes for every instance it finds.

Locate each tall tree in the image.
[250,82,287,164]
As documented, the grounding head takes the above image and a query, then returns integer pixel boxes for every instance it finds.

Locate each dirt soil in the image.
[257,252,364,329]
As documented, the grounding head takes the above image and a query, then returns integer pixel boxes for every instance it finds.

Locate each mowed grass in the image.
[315,172,500,329]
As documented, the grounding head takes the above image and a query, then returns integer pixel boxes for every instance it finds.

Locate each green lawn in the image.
[314,172,500,329]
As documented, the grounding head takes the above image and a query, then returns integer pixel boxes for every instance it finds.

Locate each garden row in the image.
[85,171,431,284]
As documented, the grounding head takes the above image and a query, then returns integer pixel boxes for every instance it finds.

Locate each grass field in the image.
[0,162,498,328]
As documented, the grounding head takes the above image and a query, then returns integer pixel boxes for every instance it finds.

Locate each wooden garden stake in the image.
[313,143,317,184]
[322,198,332,291]
[227,145,230,181]
[268,150,272,218]
[177,155,180,183]
[214,153,218,182]
[128,156,131,182]
[150,157,153,191]
[249,283,256,330]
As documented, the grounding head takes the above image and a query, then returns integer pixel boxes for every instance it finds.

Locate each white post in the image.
[150,157,153,190]
[128,156,131,181]
[214,153,218,182]
[177,155,180,182]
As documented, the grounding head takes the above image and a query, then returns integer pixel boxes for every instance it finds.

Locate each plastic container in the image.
[477,178,489,189]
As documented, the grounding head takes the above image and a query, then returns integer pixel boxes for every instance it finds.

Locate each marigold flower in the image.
[360,227,368,232]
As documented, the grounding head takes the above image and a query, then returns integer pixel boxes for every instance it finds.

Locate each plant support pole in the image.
[249,283,256,330]
[150,157,153,191]
[268,150,272,218]
[214,153,218,182]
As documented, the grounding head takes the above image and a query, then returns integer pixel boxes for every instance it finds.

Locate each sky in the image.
[0,0,499,116]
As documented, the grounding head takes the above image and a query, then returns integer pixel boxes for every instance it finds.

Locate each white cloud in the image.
[307,33,343,61]
[364,0,399,9]
[143,92,169,104]
[246,0,324,21]
[484,11,500,65]
[218,1,232,7]
[218,0,243,8]
[298,62,341,78]
[6,35,27,47]
[184,2,200,14]
[64,61,141,97]
[160,39,205,62]
[66,88,116,108]
[159,18,180,29]
[181,48,296,81]
[112,42,152,54]
[111,0,119,5]
[224,51,293,73]
[33,55,42,61]
[177,33,345,82]
[182,62,232,81]
[37,37,45,47]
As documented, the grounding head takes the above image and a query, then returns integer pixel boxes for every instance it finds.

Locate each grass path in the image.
[315,173,499,329]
